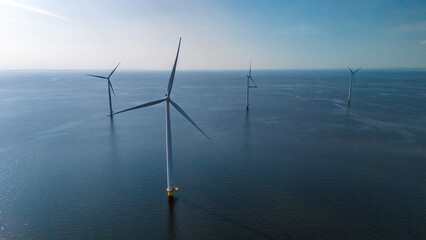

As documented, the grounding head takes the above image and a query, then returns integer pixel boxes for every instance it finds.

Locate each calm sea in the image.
[0,69,425,239]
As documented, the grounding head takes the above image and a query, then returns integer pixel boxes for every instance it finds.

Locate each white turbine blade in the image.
[108,62,121,78]
[249,76,257,86]
[167,38,181,96]
[87,74,107,79]
[169,99,210,139]
[348,67,354,75]
[249,61,252,76]
[109,80,116,98]
[354,67,361,75]
[113,98,165,116]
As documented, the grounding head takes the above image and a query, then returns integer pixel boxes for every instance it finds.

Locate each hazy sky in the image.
[0,0,425,70]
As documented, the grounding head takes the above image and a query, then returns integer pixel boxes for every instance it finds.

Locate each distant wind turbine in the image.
[246,61,258,109]
[113,38,209,198]
[347,67,361,103]
[87,63,120,116]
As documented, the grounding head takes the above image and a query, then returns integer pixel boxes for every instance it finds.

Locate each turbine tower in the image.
[87,62,120,116]
[347,67,361,103]
[113,38,209,198]
[246,61,257,109]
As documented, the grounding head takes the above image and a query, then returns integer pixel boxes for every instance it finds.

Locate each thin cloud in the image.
[274,25,326,36]
[391,21,426,34]
[0,0,69,22]
[420,40,426,45]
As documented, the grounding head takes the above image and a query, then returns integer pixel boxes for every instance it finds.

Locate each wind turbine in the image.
[87,62,120,116]
[246,61,257,109]
[347,67,361,103]
[113,38,209,198]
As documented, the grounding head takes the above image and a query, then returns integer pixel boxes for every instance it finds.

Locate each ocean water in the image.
[0,69,425,239]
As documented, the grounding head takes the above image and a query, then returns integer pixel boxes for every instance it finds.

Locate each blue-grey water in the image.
[0,69,425,239]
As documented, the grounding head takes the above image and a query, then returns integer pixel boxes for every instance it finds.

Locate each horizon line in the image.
[1,67,426,72]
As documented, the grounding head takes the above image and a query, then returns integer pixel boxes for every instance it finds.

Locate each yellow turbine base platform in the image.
[167,186,179,197]
[246,104,249,109]
[348,99,351,103]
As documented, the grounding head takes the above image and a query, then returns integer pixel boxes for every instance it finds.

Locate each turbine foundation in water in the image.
[167,186,179,198]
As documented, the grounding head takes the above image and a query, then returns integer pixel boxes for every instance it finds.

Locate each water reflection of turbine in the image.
[167,198,178,240]
[110,116,115,135]
[109,117,120,177]
[346,101,351,118]
[244,110,252,155]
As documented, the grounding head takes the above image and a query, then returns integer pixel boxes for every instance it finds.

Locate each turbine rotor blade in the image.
[109,80,116,98]
[113,98,165,116]
[169,99,210,139]
[348,67,354,75]
[87,74,107,79]
[167,38,181,96]
[354,67,361,75]
[108,62,121,78]
[249,60,252,76]
[249,76,257,86]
